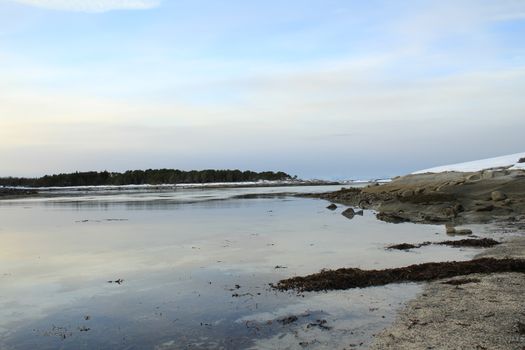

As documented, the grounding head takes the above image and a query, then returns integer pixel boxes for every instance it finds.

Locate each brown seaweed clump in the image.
[273,258,525,292]
[387,238,500,250]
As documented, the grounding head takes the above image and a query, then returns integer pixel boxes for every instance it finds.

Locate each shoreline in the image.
[296,167,525,348]
[370,234,525,349]
[0,180,346,193]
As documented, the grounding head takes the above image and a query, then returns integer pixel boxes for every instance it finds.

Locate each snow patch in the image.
[413,152,525,174]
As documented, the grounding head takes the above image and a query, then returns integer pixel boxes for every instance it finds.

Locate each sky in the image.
[0,0,524,180]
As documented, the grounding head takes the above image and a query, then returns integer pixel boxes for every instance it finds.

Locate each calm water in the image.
[0,185,487,349]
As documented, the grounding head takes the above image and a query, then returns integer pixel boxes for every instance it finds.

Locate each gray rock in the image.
[491,191,507,201]
[466,173,482,181]
[455,229,473,235]
[401,190,414,198]
[453,203,464,213]
[475,204,494,212]
[326,203,337,210]
[341,208,355,219]
[442,207,457,218]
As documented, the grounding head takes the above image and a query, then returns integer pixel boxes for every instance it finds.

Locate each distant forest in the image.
[0,169,294,187]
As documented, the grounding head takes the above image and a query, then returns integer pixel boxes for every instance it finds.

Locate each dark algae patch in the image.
[436,238,501,248]
[387,242,428,250]
[273,258,525,292]
[387,238,500,250]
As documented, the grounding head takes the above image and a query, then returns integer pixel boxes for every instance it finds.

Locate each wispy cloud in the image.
[0,0,524,177]
[7,0,161,12]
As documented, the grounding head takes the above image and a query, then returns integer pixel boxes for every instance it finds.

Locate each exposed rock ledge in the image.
[310,168,525,225]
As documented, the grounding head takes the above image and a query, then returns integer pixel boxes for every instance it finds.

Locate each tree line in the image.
[0,169,294,187]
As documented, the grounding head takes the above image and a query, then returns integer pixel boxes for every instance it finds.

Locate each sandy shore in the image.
[370,235,525,350]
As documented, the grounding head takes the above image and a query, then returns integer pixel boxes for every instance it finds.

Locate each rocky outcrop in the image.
[310,168,525,225]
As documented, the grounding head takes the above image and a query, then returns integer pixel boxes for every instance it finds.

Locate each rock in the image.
[446,225,472,236]
[376,212,409,223]
[358,200,370,209]
[421,214,445,222]
[442,207,457,218]
[482,171,495,179]
[326,204,337,210]
[454,229,473,235]
[466,173,482,182]
[401,190,414,198]
[491,191,507,201]
[475,204,494,212]
[355,209,364,216]
[453,203,464,213]
[342,208,355,219]
[415,187,425,194]
[518,157,525,163]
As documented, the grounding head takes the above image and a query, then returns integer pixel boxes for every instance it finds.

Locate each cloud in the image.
[7,0,161,12]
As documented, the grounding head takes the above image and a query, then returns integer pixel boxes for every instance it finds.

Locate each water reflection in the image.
[0,186,487,349]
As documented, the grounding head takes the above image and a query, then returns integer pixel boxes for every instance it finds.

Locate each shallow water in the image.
[0,185,490,349]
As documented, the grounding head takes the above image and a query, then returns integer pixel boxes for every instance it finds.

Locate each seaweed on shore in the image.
[436,238,500,248]
[387,242,430,250]
[272,258,525,292]
[387,238,500,250]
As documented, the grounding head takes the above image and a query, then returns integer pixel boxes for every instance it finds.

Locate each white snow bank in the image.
[413,152,525,174]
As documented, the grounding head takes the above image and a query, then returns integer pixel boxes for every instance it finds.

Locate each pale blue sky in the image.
[1,0,524,179]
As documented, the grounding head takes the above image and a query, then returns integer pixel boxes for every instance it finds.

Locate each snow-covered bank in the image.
[414,152,525,174]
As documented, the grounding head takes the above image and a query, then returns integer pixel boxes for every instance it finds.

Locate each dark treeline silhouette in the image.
[0,169,293,187]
